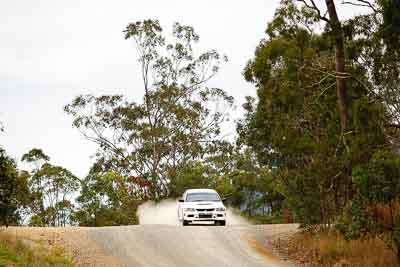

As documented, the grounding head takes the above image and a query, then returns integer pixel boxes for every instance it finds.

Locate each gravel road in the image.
[78,200,298,267]
[86,224,298,267]
[3,200,298,267]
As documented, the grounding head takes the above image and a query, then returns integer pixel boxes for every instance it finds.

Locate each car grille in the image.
[196,208,215,212]
[198,214,213,218]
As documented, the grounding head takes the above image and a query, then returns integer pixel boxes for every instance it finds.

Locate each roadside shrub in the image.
[277,229,398,267]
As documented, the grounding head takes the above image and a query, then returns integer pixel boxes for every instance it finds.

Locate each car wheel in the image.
[183,220,189,226]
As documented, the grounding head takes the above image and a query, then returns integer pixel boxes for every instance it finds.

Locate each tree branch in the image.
[341,0,378,13]
[298,0,331,24]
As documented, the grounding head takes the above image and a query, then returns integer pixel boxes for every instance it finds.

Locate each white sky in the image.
[0,0,368,177]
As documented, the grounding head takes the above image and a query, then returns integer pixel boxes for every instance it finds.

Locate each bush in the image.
[277,229,399,267]
[338,151,400,259]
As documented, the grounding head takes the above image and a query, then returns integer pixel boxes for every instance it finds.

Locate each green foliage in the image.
[241,0,390,226]
[216,146,285,217]
[352,151,400,203]
[345,1,400,131]
[336,197,370,240]
[337,151,400,255]
[29,214,45,227]
[0,147,19,226]
[21,148,50,164]
[73,171,138,226]
[21,148,79,227]
[168,162,214,198]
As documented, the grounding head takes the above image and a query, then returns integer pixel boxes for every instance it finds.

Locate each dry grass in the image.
[273,229,399,267]
[0,228,73,267]
[0,227,122,267]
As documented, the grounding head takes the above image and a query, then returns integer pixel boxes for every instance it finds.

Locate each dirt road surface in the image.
[3,201,298,266]
[86,224,297,267]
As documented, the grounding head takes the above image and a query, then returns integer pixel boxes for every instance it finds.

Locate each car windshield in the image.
[186,192,221,202]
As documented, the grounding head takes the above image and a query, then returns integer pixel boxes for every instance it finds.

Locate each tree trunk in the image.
[270,201,274,215]
[397,247,400,264]
[325,0,348,134]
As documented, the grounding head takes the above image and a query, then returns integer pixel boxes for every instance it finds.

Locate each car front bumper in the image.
[183,211,226,221]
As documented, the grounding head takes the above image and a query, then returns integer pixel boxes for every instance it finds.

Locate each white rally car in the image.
[177,189,226,226]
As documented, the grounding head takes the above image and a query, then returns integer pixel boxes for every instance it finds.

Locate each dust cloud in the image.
[137,199,249,225]
[137,199,179,225]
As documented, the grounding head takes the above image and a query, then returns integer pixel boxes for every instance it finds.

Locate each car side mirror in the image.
[178,199,184,202]
[222,198,228,202]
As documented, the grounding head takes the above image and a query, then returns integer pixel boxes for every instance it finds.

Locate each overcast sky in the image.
[0,0,368,177]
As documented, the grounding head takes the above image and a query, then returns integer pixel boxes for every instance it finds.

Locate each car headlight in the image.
[216,207,226,211]
[184,208,195,212]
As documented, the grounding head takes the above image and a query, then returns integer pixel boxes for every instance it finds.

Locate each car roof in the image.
[184,189,218,194]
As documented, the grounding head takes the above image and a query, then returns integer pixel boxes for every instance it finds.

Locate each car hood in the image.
[182,201,225,209]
